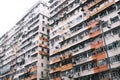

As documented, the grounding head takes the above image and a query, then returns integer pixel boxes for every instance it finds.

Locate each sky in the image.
[0,0,49,37]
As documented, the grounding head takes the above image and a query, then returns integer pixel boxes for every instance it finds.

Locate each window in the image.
[91,74,99,80]
[41,71,43,78]
[99,10,107,18]
[42,47,44,52]
[108,5,116,14]
[100,72,109,79]
[110,56,117,63]
[31,71,37,76]
[112,27,120,35]
[43,15,45,19]
[42,21,45,24]
[42,41,44,44]
[102,21,108,28]
[41,63,44,67]
[42,27,44,31]
[41,55,44,59]
[82,64,88,71]
[96,47,104,54]
[107,41,119,50]
[89,61,96,69]
[75,66,80,72]
[42,34,44,37]
[110,54,120,63]
[117,1,120,9]
[112,70,120,78]
[111,16,119,23]
[47,29,49,34]
[98,59,107,66]
[88,51,95,56]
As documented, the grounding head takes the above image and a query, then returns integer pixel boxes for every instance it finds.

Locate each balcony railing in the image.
[53,67,61,73]
[31,74,37,80]
[92,51,106,60]
[85,0,102,10]
[87,0,115,18]
[59,35,89,53]
[94,64,108,74]
[53,77,61,80]
[30,66,37,72]
[73,45,91,56]
[91,40,104,49]
[89,29,102,38]
[60,63,73,71]
[88,21,99,29]
[75,56,93,66]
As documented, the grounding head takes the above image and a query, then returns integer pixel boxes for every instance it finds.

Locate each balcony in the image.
[80,69,94,77]
[89,29,102,38]
[30,66,37,72]
[60,63,73,71]
[75,57,93,66]
[7,78,12,80]
[31,74,37,80]
[69,16,84,29]
[38,50,42,55]
[67,2,80,14]
[53,77,61,80]
[59,26,88,43]
[38,50,48,56]
[39,43,48,49]
[108,45,120,57]
[82,0,87,4]
[53,67,61,73]
[24,78,31,80]
[105,33,120,45]
[103,20,120,33]
[52,57,61,64]
[39,36,43,40]
[44,45,49,49]
[73,46,91,56]
[87,0,115,18]
[50,0,65,12]
[59,35,89,52]
[51,11,84,35]
[110,57,120,69]
[74,72,81,78]
[88,21,99,29]
[39,43,42,47]
[44,37,49,42]
[61,53,73,60]
[18,43,38,57]
[91,40,104,49]
[25,58,37,66]
[94,65,108,73]
[85,0,102,10]
[51,0,76,17]
[44,51,49,56]
[92,51,106,60]
[51,53,72,64]
[51,49,60,55]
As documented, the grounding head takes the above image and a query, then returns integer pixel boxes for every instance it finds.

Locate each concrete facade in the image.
[0,1,49,80]
[49,0,120,80]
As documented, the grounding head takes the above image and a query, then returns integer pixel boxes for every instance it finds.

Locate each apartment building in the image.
[0,1,49,80]
[49,0,120,80]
